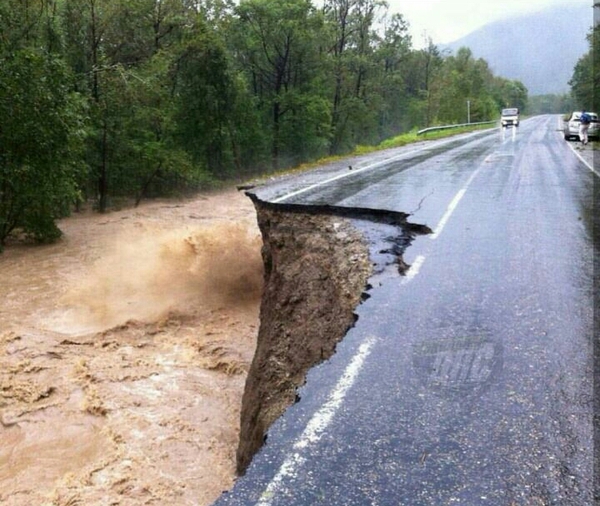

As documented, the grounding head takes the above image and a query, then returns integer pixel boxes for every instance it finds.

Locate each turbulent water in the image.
[0,191,262,505]
[49,220,262,333]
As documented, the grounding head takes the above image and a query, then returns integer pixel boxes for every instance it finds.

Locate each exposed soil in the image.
[236,201,372,474]
[0,188,373,505]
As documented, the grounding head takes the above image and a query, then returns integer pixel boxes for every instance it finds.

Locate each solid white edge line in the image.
[256,336,377,505]
[271,150,422,203]
[558,113,598,177]
[272,130,490,203]
[565,141,599,177]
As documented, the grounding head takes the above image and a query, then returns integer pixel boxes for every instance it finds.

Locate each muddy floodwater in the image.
[0,190,263,505]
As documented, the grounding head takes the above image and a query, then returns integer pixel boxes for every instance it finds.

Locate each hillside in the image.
[443,2,591,95]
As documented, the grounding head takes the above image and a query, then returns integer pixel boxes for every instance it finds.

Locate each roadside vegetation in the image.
[271,122,497,178]
[359,122,496,153]
[569,24,599,112]
[0,0,530,248]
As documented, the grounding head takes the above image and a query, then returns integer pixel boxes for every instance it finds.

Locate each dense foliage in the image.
[569,24,600,112]
[0,0,528,245]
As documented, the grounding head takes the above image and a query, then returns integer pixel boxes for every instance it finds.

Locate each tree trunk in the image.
[272,99,280,171]
[98,119,109,212]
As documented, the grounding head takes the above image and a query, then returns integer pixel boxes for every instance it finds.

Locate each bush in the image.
[0,50,86,247]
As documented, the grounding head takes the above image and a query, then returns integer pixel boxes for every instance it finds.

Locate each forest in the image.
[569,24,600,114]
[0,0,532,246]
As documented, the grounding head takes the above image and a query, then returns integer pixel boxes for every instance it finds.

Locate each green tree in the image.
[0,0,63,54]
[0,50,85,247]
[413,40,444,129]
[496,78,528,112]
[172,17,240,178]
[234,0,328,170]
[323,0,387,153]
[373,16,436,135]
[433,47,521,125]
[570,26,599,111]
[62,0,212,209]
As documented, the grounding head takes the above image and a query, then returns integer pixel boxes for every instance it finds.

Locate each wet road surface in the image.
[216,116,597,505]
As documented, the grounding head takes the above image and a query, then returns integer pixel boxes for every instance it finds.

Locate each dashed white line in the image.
[256,336,377,505]
[429,188,467,240]
[430,167,481,239]
[402,254,426,284]
[401,163,481,281]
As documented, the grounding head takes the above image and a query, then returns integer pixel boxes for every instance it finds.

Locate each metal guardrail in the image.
[417,120,498,136]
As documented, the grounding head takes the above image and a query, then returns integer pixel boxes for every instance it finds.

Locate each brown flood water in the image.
[0,190,262,505]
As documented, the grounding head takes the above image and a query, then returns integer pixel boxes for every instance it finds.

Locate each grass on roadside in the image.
[284,122,498,176]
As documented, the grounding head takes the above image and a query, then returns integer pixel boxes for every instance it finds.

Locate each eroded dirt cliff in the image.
[236,200,373,474]
[234,195,433,476]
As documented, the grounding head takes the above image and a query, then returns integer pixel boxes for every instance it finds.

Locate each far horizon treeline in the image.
[0,0,556,247]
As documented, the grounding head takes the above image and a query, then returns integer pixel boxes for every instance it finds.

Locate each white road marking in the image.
[256,336,377,505]
[256,132,489,504]
[272,132,489,203]
[402,254,426,284]
[556,113,598,177]
[430,188,467,240]
[401,163,481,280]
[430,168,480,240]
[272,149,424,203]
[565,141,599,177]
[248,116,596,506]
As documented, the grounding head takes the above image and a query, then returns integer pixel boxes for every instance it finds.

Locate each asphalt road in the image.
[216,116,597,505]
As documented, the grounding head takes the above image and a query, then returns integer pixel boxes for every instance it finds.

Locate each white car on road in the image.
[501,108,520,127]
[563,111,599,141]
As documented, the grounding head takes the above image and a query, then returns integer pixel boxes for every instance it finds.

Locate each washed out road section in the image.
[217,116,596,505]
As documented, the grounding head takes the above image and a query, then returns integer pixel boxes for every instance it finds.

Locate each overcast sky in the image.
[389,0,591,47]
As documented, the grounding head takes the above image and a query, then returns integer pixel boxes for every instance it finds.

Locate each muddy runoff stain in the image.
[235,195,431,475]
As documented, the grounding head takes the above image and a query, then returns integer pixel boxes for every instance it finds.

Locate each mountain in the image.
[443,3,592,95]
